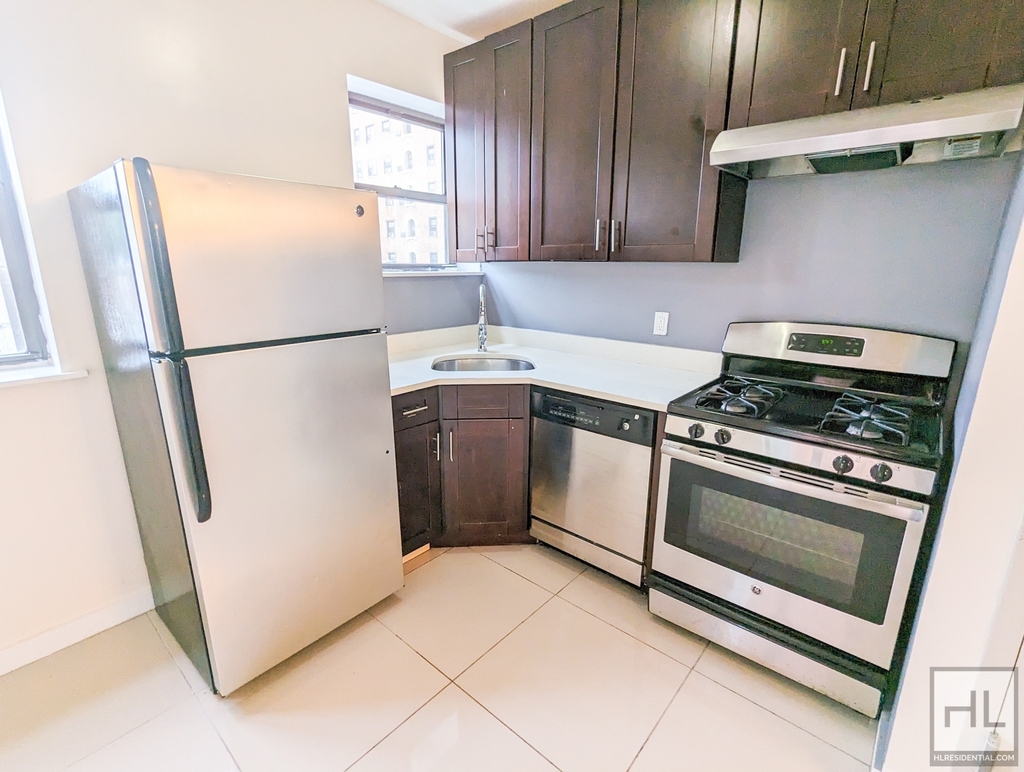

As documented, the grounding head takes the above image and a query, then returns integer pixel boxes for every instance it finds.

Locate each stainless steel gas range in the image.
[648,322,957,717]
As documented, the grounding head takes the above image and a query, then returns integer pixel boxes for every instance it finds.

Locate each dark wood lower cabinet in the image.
[393,385,531,550]
[436,417,530,546]
[393,420,443,555]
[435,385,531,547]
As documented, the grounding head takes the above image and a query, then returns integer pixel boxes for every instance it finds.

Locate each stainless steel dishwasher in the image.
[529,387,656,586]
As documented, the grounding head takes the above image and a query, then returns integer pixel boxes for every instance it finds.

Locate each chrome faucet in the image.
[478,283,488,352]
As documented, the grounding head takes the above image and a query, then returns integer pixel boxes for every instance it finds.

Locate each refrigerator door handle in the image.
[175,360,213,522]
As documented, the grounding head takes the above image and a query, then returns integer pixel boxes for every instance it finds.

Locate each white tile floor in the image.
[0,545,878,771]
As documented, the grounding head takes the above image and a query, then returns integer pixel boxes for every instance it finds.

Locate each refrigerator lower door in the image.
[152,332,402,695]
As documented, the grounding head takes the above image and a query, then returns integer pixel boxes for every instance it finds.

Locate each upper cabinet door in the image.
[730,0,870,127]
[444,43,487,262]
[531,0,620,261]
[611,0,743,263]
[483,21,533,262]
[853,0,1024,109]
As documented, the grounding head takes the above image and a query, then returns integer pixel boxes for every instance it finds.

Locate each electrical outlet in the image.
[653,311,669,336]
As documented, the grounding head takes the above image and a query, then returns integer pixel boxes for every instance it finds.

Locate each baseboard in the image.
[0,588,155,677]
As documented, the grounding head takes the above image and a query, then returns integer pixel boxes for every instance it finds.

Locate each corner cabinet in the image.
[435,385,531,546]
[444,21,532,263]
[731,0,1024,126]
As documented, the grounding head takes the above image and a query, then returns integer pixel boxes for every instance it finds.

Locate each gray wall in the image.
[480,157,1019,352]
[383,274,481,333]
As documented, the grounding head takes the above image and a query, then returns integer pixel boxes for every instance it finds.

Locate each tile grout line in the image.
[364,614,454,684]
[685,668,874,766]
[453,682,567,772]
[469,544,587,594]
[624,663,694,771]
[553,569,712,669]
[450,592,559,682]
[340,680,452,772]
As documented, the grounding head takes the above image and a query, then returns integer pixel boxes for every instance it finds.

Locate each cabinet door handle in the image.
[401,404,429,417]
[833,47,847,97]
[435,432,441,461]
[862,41,877,92]
[449,430,454,462]
[610,220,619,253]
[486,227,495,250]
[595,219,602,251]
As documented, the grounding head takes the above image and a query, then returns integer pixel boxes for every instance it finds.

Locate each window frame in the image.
[348,94,448,268]
[0,91,50,368]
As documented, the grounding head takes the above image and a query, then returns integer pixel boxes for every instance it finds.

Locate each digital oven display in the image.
[787,333,865,357]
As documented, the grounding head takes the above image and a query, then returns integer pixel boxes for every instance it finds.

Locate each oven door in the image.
[652,440,927,669]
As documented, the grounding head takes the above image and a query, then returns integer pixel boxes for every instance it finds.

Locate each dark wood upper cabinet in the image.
[530,0,620,261]
[731,0,870,127]
[445,22,532,263]
[612,0,744,263]
[853,0,1024,109]
[445,43,487,262]
[485,22,532,262]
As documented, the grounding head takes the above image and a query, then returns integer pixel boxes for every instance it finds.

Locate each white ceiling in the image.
[373,0,567,43]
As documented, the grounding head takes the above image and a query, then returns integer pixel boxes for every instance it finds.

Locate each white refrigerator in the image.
[69,159,403,695]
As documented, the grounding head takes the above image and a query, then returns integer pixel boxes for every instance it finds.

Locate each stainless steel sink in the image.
[431,356,536,372]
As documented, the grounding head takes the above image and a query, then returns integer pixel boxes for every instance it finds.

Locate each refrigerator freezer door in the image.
[131,160,385,353]
[152,332,403,695]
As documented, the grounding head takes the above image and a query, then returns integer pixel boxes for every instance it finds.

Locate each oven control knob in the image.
[714,429,732,445]
[871,463,894,483]
[619,419,630,431]
[688,423,705,440]
[833,455,854,475]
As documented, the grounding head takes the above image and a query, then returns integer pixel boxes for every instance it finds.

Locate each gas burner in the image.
[695,377,784,419]
[819,394,912,447]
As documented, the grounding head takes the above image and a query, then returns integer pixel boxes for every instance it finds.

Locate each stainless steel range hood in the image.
[710,83,1024,179]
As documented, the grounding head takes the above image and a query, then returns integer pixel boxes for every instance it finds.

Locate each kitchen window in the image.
[348,95,447,266]
[0,89,50,368]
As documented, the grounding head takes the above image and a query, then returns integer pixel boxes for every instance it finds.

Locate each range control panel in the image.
[788,333,865,357]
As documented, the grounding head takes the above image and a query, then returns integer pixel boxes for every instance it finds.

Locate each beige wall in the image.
[0,0,460,670]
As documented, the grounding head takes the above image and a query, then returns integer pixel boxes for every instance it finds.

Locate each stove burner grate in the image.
[819,394,912,447]
[695,377,784,418]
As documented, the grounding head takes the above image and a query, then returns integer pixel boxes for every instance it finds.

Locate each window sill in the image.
[0,365,89,390]
[383,264,483,278]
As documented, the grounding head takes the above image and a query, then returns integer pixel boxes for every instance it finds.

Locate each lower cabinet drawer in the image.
[392,387,439,431]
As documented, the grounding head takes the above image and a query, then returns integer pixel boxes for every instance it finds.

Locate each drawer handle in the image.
[402,404,430,417]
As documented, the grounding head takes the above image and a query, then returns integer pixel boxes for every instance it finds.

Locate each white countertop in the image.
[388,327,721,413]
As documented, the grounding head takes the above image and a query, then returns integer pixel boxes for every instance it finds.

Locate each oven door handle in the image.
[661,441,926,523]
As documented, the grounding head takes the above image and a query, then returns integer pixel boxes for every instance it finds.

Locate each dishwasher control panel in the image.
[531,387,656,447]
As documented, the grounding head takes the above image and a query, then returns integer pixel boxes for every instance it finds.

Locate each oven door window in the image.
[663,458,907,625]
